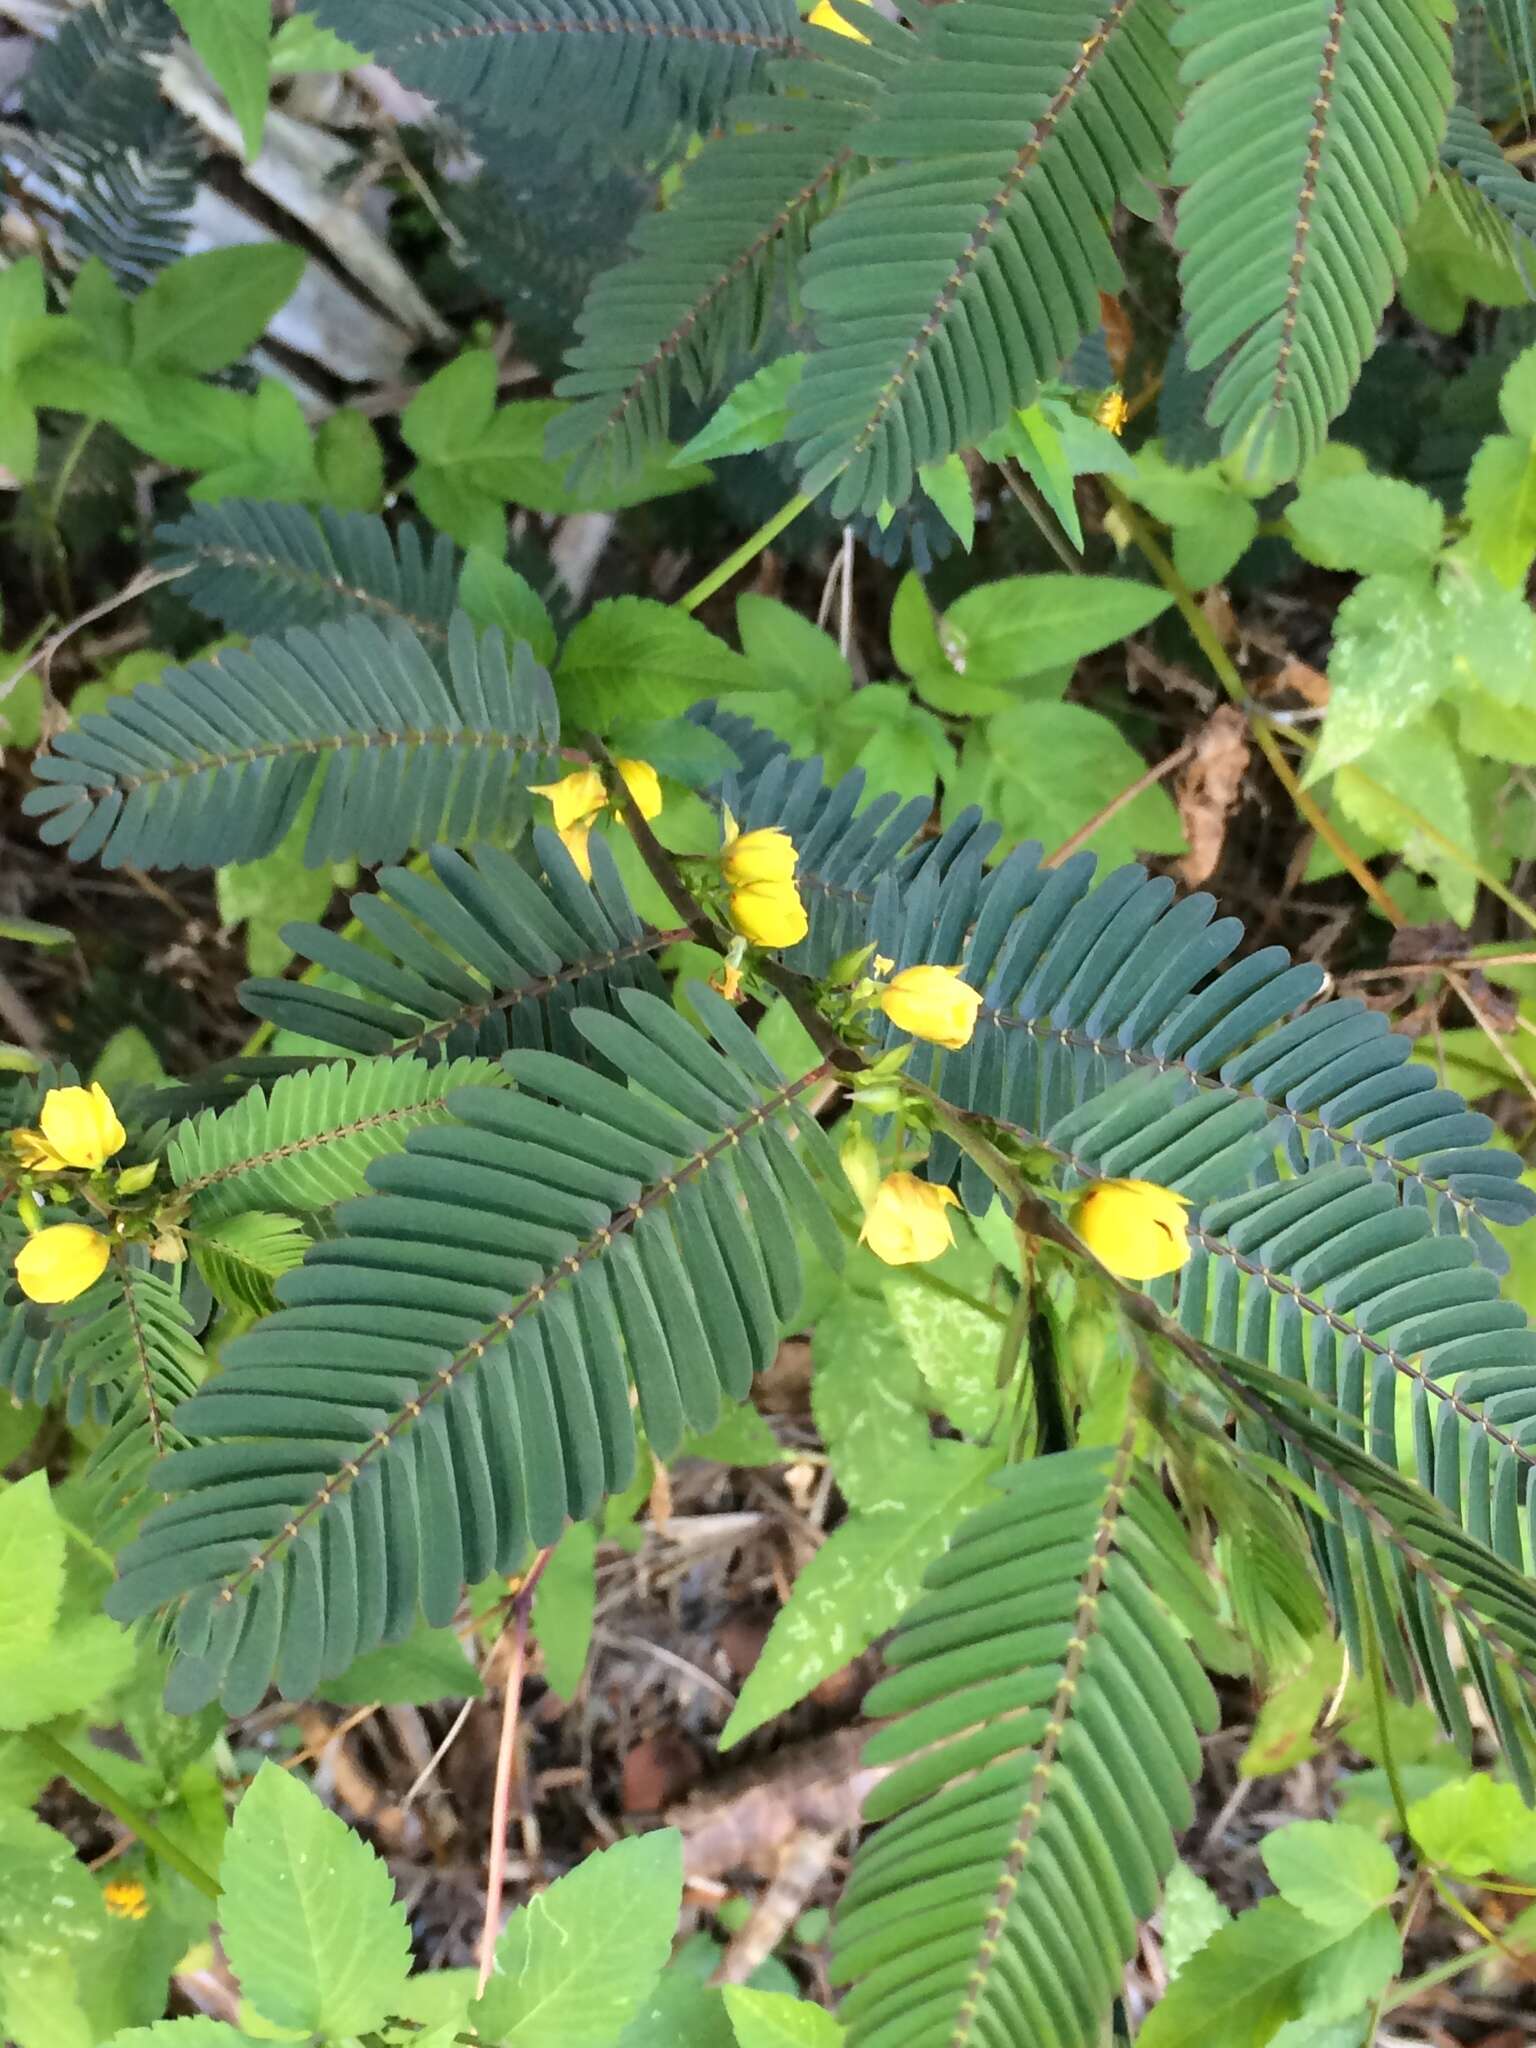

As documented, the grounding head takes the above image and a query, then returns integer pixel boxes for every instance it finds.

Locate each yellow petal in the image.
[807,0,870,40]
[37,1083,126,1169]
[879,964,983,1051]
[9,1126,70,1172]
[557,821,595,882]
[1070,1177,1191,1281]
[728,878,809,949]
[14,1223,111,1304]
[615,758,663,822]
[530,767,606,832]
[722,826,798,887]
[103,1878,150,1922]
[858,1172,959,1266]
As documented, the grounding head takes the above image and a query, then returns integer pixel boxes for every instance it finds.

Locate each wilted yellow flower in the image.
[729,878,809,949]
[614,758,663,822]
[530,766,606,832]
[1094,388,1129,437]
[1071,1177,1190,1281]
[859,1171,959,1266]
[879,964,982,1051]
[14,1223,111,1304]
[10,1083,126,1172]
[103,1877,149,1921]
[722,826,798,887]
[808,0,870,38]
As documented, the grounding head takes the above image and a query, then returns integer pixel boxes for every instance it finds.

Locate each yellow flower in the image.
[557,822,594,881]
[103,1877,149,1921]
[807,0,870,38]
[530,766,606,832]
[614,758,663,822]
[1094,388,1129,437]
[722,826,798,887]
[879,965,982,1052]
[1070,1178,1191,1281]
[11,1083,127,1172]
[14,1223,111,1304]
[859,1171,960,1266]
[729,878,809,949]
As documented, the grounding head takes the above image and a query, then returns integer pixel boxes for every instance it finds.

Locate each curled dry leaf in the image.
[1178,704,1252,887]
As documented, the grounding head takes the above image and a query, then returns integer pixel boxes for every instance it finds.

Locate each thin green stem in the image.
[47,417,97,537]
[1102,480,1407,929]
[1335,764,1536,938]
[26,1728,222,1901]
[675,491,812,615]
[1385,1933,1495,2010]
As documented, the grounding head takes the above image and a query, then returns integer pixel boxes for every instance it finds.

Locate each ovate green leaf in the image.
[1260,1822,1398,1932]
[218,1764,411,2037]
[720,1440,1000,1746]
[675,356,805,465]
[131,246,304,375]
[471,1832,682,2044]
[171,0,272,160]
[725,1985,845,2045]
[1286,474,1444,575]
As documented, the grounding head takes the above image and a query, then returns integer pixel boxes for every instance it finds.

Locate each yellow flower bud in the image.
[879,964,983,1052]
[858,1171,960,1266]
[531,766,606,832]
[102,1877,149,1921]
[722,826,798,887]
[807,0,870,39]
[14,1223,111,1304]
[728,877,809,949]
[557,821,595,882]
[1070,1178,1191,1281]
[614,758,663,822]
[17,1083,128,1172]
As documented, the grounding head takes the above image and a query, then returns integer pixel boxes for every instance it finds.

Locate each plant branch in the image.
[477,1545,554,1996]
[26,1728,221,1901]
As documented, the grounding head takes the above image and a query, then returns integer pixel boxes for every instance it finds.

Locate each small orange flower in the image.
[103,1876,149,1921]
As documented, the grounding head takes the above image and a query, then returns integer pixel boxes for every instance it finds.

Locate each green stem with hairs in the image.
[25,1727,222,1901]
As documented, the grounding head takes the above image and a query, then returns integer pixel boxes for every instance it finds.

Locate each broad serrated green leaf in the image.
[1407,1774,1536,1877]
[1139,1897,1398,2048]
[269,12,368,71]
[172,0,272,160]
[218,1764,412,2038]
[459,550,558,669]
[99,2024,260,2046]
[881,1270,1000,1436]
[720,1440,1000,1747]
[471,1832,683,2045]
[725,1985,845,2046]
[1260,1823,1399,1933]
[1162,1863,1230,1981]
[940,575,1171,689]
[557,598,751,729]
[1286,474,1445,576]
[131,246,304,376]
[962,700,1186,869]
[810,1293,933,1511]
[675,357,806,465]
[0,1472,64,1661]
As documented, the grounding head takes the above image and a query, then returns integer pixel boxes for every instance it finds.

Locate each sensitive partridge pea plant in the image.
[8,579,1536,2048]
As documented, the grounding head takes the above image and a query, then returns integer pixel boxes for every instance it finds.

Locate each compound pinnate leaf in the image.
[217,1763,411,2037]
[471,1831,683,2045]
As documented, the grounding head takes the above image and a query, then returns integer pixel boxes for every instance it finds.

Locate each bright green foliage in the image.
[1173,0,1454,482]
[169,0,272,160]
[217,1763,412,2037]
[726,1987,846,2045]
[471,1831,683,2043]
[0,1474,136,1730]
